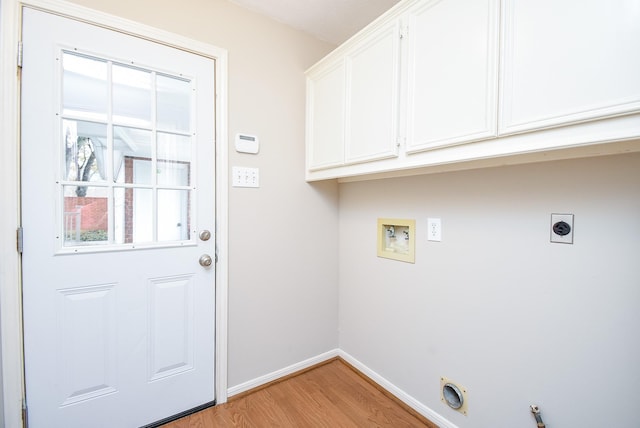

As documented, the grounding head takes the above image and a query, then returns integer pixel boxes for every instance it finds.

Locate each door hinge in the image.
[22,399,28,428]
[17,41,23,68]
[17,227,24,253]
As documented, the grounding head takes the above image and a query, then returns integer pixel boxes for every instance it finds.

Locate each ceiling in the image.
[228,0,401,45]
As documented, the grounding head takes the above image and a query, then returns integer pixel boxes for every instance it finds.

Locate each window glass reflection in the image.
[63,186,109,246]
[113,126,153,185]
[157,74,191,132]
[157,132,191,186]
[114,187,153,244]
[158,189,191,242]
[63,119,107,184]
[113,64,152,128]
[62,52,108,121]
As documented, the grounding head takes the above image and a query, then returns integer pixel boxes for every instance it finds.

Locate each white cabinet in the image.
[306,58,345,170]
[405,0,499,153]
[345,18,401,164]
[305,0,640,181]
[499,0,640,135]
[306,15,401,172]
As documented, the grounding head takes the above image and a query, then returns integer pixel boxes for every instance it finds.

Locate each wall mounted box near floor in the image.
[440,376,468,416]
[305,0,640,182]
[377,218,415,263]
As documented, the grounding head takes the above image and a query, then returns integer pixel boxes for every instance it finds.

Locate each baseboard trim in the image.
[227,348,340,398]
[227,348,457,428]
[338,350,458,428]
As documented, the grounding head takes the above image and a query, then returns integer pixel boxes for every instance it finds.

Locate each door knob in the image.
[199,230,211,241]
[199,254,213,267]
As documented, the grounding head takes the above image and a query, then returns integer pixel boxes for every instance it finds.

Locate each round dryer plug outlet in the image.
[551,213,574,244]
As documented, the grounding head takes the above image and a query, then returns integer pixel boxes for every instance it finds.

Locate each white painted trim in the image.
[21,0,224,59]
[0,0,229,424]
[227,349,340,397]
[0,0,26,426]
[214,46,229,403]
[338,349,458,428]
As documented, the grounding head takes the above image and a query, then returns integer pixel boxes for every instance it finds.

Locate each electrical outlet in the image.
[428,218,441,242]
[550,213,573,244]
[232,166,259,188]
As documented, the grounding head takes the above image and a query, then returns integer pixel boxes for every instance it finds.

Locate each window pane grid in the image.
[59,50,194,250]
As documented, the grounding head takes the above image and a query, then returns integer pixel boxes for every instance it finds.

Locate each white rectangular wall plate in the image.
[232,166,259,188]
[427,218,441,242]
[235,133,259,154]
[550,213,574,244]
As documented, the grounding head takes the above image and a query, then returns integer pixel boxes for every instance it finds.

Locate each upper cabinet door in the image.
[306,58,346,171]
[500,0,640,135]
[345,18,402,164]
[405,0,500,153]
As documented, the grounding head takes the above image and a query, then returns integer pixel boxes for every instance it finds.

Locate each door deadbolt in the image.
[199,230,211,241]
[199,254,213,267]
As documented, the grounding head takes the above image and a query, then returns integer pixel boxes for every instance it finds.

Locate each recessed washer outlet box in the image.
[551,213,574,244]
[440,377,468,416]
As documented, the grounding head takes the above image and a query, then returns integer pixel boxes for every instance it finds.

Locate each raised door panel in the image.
[500,0,640,135]
[57,284,117,406]
[345,19,401,164]
[148,275,194,381]
[405,0,499,153]
[306,59,345,171]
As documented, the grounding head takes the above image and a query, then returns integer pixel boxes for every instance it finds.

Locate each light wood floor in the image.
[162,358,436,427]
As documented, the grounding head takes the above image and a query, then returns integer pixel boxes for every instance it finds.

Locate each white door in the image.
[21,8,216,427]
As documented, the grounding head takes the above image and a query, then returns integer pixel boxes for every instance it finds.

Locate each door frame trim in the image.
[0,0,229,425]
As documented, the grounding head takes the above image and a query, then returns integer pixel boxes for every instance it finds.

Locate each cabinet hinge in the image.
[17,41,23,68]
[400,26,408,40]
[17,227,24,254]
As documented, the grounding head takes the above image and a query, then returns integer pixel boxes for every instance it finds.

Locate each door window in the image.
[60,51,194,250]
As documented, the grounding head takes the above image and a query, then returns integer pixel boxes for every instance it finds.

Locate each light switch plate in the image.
[232,166,259,188]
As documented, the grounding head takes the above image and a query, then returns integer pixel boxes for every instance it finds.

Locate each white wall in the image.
[338,152,640,427]
[64,0,340,389]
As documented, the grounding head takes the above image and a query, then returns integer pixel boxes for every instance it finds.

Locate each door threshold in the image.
[140,400,216,428]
